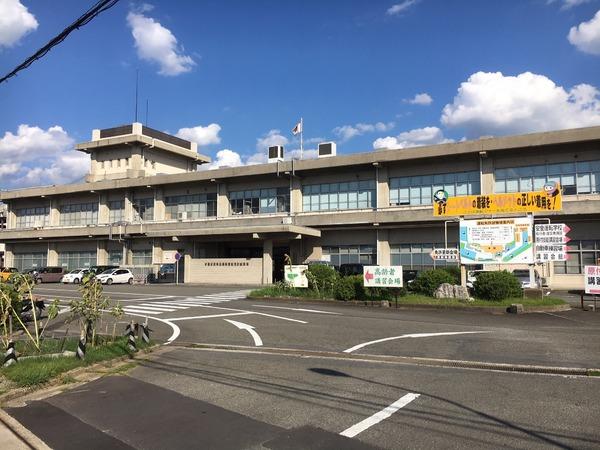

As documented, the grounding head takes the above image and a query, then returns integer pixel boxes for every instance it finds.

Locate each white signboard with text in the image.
[363,266,403,288]
[430,248,459,262]
[284,265,308,288]
[584,266,600,295]
[535,223,570,262]
[162,250,178,264]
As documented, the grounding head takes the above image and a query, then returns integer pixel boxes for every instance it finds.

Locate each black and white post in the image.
[141,318,150,344]
[3,340,17,367]
[76,330,86,360]
[128,320,137,352]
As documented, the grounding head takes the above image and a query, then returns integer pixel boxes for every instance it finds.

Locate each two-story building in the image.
[0,123,598,288]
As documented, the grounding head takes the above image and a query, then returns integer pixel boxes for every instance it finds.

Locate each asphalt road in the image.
[6,283,600,449]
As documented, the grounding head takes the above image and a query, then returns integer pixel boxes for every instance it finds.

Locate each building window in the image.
[165,193,217,220]
[390,243,459,270]
[132,249,152,266]
[108,200,124,223]
[495,160,600,195]
[230,188,290,215]
[13,252,47,271]
[322,245,376,268]
[554,240,600,275]
[108,250,122,265]
[59,203,98,226]
[15,207,50,228]
[389,171,480,206]
[58,251,97,271]
[133,198,154,221]
[303,180,375,212]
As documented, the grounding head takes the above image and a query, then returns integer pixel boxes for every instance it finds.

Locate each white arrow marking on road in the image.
[340,393,420,438]
[343,331,491,353]
[225,319,263,347]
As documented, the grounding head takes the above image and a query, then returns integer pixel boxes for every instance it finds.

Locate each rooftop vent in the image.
[317,142,336,158]
[268,145,284,163]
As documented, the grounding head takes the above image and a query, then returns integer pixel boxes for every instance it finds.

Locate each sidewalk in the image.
[0,409,50,450]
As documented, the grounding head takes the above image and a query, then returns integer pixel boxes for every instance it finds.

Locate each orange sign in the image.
[433,183,562,217]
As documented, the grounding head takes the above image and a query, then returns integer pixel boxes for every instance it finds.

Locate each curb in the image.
[246,296,571,314]
[183,342,599,377]
[0,408,51,449]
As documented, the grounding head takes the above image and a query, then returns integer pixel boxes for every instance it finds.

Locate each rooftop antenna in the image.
[145,99,149,126]
[134,69,139,122]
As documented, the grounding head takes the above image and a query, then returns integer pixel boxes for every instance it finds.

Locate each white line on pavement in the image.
[118,312,180,344]
[252,312,307,324]
[169,312,252,322]
[139,303,189,310]
[165,303,309,324]
[224,319,263,346]
[122,308,163,315]
[124,305,178,312]
[252,305,342,315]
[339,393,420,438]
[343,331,492,353]
[34,288,172,297]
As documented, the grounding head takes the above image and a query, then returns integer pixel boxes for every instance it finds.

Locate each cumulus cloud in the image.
[126,9,195,76]
[373,126,453,150]
[201,145,319,171]
[0,0,38,48]
[0,124,88,189]
[176,123,221,146]
[256,129,288,151]
[333,122,395,142]
[404,93,433,105]
[387,0,419,16]
[199,149,243,170]
[568,10,600,55]
[441,71,600,138]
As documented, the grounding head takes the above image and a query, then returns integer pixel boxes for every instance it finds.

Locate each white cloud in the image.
[176,123,221,146]
[387,0,419,16]
[0,0,38,48]
[256,129,288,151]
[126,9,195,76]
[199,149,243,170]
[0,124,89,189]
[333,121,395,142]
[405,93,433,105]
[373,126,453,150]
[441,71,600,138]
[548,0,592,10]
[568,10,600,55]
[201,145,319,171]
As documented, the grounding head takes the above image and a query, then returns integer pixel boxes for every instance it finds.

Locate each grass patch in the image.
[588,370,600,377]
[1,337,152,387]
[249,286,334,300]
[394,294,567,308]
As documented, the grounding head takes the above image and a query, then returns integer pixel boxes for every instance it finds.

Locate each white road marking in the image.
[140,303,189,310]
[126,305,178,312]
[122,308,162,315]
[339,393,420,438]
[225,319,263,346]
[169,312,252,322]
[343,331,491,353]
[118,312,180,344]
[252,305,342,315]
[35,288,171,297]
[252,312,307,324]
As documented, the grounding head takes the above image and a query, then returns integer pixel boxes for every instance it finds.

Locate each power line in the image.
[0,0,120,85]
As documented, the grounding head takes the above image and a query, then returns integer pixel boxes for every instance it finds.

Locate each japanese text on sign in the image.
[363,266,403,288]
[584,266,600,295]
[430,248,459,261]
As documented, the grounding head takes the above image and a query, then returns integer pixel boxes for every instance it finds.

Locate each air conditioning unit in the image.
[268,145,284,163]
[318,142,336,158]
[177,211,188,221]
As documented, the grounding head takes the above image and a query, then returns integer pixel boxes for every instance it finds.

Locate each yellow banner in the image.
[433,184,562,217]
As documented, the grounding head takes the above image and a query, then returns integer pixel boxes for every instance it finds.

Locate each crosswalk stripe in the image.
[140,303,188,309]
[127,305,177,312]
[123,308,162,315]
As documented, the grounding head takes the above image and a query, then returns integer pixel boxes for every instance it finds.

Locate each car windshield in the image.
[99,269,114,275]
[68,270,79,274]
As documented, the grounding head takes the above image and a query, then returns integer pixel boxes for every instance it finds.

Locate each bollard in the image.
[76,332,86,360]
[141,321,150,344]
[3,340,17,367]
[127,320,137,352]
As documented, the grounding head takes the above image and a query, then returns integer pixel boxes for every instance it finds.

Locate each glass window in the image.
[13,252,47,271]
[390,242,459,270]
[132,249,152,266]
[165,193,217,220]
[133,198,154,221]
[58,251,97,271]
[59,203,98,226]
[229,188,289,215]
[389,171,479,206]
[554,240,600,275]
[108,200,124,223]
[15,206,50,228]
[302,180,375,211]
[323,245,376,268]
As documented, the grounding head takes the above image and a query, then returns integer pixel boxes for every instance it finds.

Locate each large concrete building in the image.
[0,123,599,289]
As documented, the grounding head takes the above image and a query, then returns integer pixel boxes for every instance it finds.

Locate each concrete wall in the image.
[185,258,263,284]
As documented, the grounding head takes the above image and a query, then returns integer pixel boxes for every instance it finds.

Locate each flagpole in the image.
[300,117,304,160]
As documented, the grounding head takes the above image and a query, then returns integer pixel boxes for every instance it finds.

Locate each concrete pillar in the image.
[49,198,60,227]
[291,177,302,214]
[154,188,165,221]
[377,229,390,266]
[290,240,303,264]
[152,238,163,265]
[124,191,134,222]
[4,244,14,267]
[47,243,58,266]
[7,205,16,229]
[124,240,132,265]
[480,155,494,195]
[98,193,109,224]
[97,241,107,265]
[376,166,389,209]
[217,183,229,218]
[262,239,273,284]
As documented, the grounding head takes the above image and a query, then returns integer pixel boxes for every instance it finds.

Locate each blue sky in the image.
[1,0,600,189]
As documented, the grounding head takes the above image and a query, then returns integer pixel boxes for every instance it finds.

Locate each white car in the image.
[61,268,90,284]
[95,268,134,285]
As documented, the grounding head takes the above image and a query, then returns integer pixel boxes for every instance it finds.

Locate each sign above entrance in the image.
[433,183,562,217]
[363,266,403,288]
[284,265,308,288]
[584,266,600,295]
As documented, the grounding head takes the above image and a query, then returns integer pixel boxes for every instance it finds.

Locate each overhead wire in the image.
[0,0,120,85]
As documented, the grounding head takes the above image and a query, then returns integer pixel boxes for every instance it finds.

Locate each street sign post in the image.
[284,265,308,288]
[430,248,459,262]
[535,223,570,262]
[175,252,182,285]
[363,266,403,288]
[584,266,600,295]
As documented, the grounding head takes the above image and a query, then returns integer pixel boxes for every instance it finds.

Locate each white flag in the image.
[292,120,302,135]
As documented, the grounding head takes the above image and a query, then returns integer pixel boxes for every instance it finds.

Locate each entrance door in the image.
[273,247,290,282]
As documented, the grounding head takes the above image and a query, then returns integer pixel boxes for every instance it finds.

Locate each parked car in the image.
[402,269,420,286]
[0,267,18,282]
[61,268,90,284]
[34,267,67,284]
[512,269,542,289]
[95,268,134,285]
[89,265,120,276]
[338,263,364,277]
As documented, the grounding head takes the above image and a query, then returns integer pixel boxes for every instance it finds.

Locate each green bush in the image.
[411,269,455,297]
[307,264,338,296]
[474,271,522,301]
[442,266,461,284]
[334,276,356,301]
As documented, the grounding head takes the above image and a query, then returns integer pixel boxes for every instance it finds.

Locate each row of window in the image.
[165,194,217,220]
[12,249,151,271]
[391,243,459,270]
[230,188,290,215]
[303,180,376,212]
[390,171,480,206]
[322,245,376,267]
[59,203,98,226]
[15,207,50,228]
